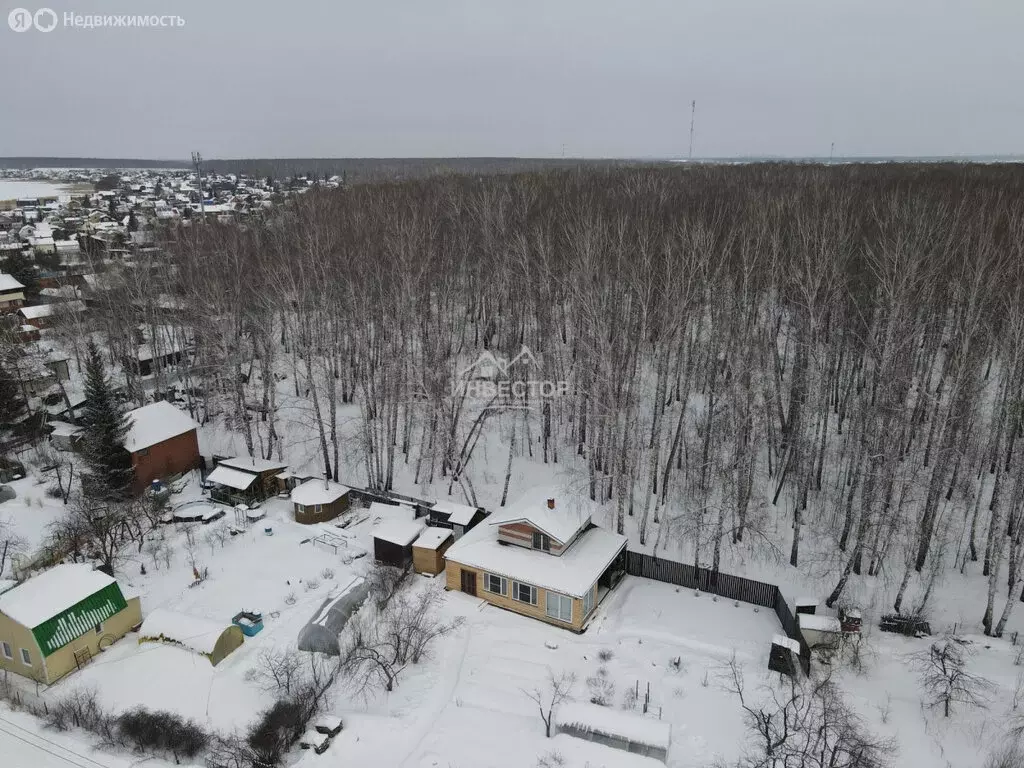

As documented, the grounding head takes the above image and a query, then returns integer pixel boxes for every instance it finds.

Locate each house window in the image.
[20,648,31,666]
[138,447,149,456]
[95,622,103,634]
[1,641,11,659]
[546,592,573,623]
[532,532,551,552]
[484,573,507,596]
[512,581,538,606]
[583,585,595,617]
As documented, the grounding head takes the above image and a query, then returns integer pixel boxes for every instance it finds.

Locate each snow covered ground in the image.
[0,180,78,201]
[0,476,68,563]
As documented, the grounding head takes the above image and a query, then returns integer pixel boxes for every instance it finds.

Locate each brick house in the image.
[123,401,200,493]
[444,489,627,632]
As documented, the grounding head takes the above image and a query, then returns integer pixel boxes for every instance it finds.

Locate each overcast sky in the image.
[1,0,1022,159]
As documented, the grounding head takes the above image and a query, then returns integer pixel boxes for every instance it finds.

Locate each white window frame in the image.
[546,591,573,623]
[20,648,31,666]
[1,641,11,659]
[483,573,507,596]
[512,581,538,606]
[532,531,551,552]
[583,585,595,616]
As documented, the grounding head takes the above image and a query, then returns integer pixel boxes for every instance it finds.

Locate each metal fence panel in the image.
[626,550,811,676]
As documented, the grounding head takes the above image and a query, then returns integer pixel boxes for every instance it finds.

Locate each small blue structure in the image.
[232,610,264,637]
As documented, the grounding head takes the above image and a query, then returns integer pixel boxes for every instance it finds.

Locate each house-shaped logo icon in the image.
[458,346,542,380]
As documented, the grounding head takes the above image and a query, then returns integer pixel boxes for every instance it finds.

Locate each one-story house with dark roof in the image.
[0,564,142,684]
[123,401,200,493]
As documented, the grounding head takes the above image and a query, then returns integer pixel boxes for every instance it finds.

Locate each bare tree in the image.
[910,639,994,718]
[522,670,576,738]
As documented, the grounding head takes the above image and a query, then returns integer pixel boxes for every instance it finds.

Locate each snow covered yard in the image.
[0,476,68,562]
[44,492,372,732]
[302,574,784,768]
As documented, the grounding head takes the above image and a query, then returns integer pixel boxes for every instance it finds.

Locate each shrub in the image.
[321,568,335,580]
[597,648,614,662]
[116,707,209,759]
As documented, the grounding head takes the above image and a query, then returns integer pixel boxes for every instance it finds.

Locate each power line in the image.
[0,718,112,768]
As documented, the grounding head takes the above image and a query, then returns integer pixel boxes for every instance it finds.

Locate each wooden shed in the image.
[373,520,425,568]
[291,478,351,524]
[412,528,453,576]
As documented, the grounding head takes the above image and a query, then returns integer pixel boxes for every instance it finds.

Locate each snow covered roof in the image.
[798,614,842,633]
[217,456,288,473]
[795,597,819,607]
[773,634,801,654]
[431,500,480,526]
[18,301,86,320]
[447,517,626,599]
[0,273,24,292]
[0,564,117,628]
[47,421,83,438]
[139,609,233,656]
[368,501,416,520]
[206,464,259,490]
[373,520,425,547]
[413,528,453,551]
[291,478,351,506]
[123,401,198,452]
[547,734,666,768]
[490,487,593,544]
[556,701,671,751]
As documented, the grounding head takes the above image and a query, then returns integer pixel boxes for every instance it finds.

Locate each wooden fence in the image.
[625,551,811,675]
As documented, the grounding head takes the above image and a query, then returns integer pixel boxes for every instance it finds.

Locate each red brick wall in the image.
[131,429,200,492]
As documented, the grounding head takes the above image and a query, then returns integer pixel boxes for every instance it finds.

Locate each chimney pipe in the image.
[547,498,555,510]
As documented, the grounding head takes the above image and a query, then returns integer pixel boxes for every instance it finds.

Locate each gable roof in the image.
[0,564,118,629]
[206,464,259,490]
[490,486,593,544]
[446,519,626,599]
[217,455,288,473]
[430,500,481,526]
[123,400,198,452]
[0,273,24,292]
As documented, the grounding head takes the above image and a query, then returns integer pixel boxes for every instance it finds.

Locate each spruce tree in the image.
[81,341,131,498]
[0,361,24,424]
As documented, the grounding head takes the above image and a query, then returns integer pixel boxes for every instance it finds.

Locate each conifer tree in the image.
[81,341,131,498]
[0,361,24,424]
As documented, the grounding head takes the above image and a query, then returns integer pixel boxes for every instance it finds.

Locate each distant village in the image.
[0,167,343,453]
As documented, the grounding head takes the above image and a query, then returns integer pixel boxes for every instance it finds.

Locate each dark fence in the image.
[625,551,811,676]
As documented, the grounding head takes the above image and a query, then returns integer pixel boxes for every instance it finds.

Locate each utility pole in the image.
[191,151,205,217]
[829,142,835,164]
[688,100,696,161]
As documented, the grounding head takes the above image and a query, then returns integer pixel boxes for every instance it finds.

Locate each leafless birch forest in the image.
[77,163,1024,632]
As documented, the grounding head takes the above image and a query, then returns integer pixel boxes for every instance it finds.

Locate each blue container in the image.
[232,611,264,637]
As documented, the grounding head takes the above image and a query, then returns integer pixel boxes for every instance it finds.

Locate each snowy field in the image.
[0,180,79,200]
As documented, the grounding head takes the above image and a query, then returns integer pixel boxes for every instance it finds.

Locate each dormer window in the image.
[532,532,551,552]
